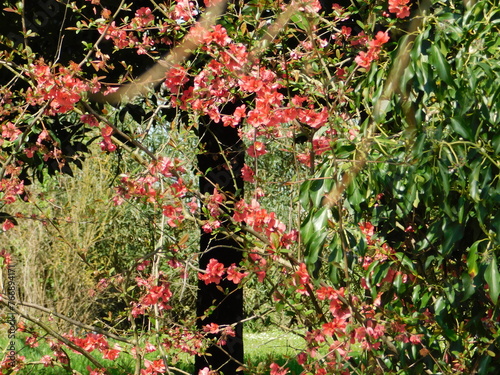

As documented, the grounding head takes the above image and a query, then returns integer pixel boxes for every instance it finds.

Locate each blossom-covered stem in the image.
[77,0,127,69]
[82,102,157,161]
[0,299,106,369]
[0,296,130,344]
[0,104,47,181]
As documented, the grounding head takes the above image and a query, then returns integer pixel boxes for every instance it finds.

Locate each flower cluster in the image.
[233,199,286,240]
[388,0,411,19]
[113,157,187,223]
[131,273,173,317]
[198,258,248,285]
[26,60,97,114]
[355,31,390,69]
[65,332,122,360]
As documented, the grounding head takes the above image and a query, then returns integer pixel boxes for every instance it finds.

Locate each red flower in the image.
[247,141,267,157]
[270,362,288,375]
[388,0,411,18]
[81,114,99,127]
[355,50,375,68]
[294,263,310,286]
[40,355,53,367]
[241,164,255,183]
[133,7,154,28]
[355,31,390,69]
[298,107,329,129]
[2,219,15,232]
[1,122,21,141]
[164,65,189,93]
[203,323,220,334]
[205,25,231,46]
[102,348,121,360]
[198,258,226,285]
[226,264,248,284]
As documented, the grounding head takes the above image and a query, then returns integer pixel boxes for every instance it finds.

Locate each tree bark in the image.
[196,114,245,374]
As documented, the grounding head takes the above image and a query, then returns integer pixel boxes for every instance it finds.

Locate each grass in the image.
[1,329,305,374]
[244,329,305,374]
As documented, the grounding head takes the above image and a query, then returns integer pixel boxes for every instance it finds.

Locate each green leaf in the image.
[430,44,453,86]
[438,161,450,197]
[300,216,315,249]
[304,232,327,264]
[290,13,308,31]
[461,272,476,302]
[394,252,416,273]
[434,296,447,317]
[440,220,463,257]
[328,234,343,284]
[450,116,473,140]
[311,206,330,232]
[492,134,500,155]
[371,262,390,287]
[485,255,500,305]
[299,180,312,209]
[467,241,480,278]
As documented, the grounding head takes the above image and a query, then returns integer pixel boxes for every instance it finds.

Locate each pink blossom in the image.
[199,258,226,285]
[226,264,248,284]
[270,362,288,375]
[40,355,53,367]
[203,323,220,334]
[388,0,411,18]
[2,219,15,232]
[134,7,154,28]
[1,122,21,141]
[247,141,267,157]
[241,164,255,183]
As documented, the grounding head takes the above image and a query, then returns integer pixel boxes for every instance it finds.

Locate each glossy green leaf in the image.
[492,134,500,155]
[438,161,450,197]
[311,206,330,232]
[371,262,390,287]
[450,116,473,140]
[467,241,480,278]
[430,44,453,86]
[327,234,343,284]
[461,272,476,302]
[309,178,326,208]
[304,231,327,268]
[394,252,416,273]
[300,216,315,249]
[485,255,500,305]
[299,180,311,209]
[440,220,463,257]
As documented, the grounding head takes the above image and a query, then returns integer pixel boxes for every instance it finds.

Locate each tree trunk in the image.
[196,114,245,374]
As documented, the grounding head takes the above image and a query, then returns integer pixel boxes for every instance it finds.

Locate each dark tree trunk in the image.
[196,114,245,374]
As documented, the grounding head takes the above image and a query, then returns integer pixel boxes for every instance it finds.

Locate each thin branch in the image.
[81,101,157,161]
[0,295,131,344]
[0,299,106,370]
[89,0,228,104]
[78,0,127,69]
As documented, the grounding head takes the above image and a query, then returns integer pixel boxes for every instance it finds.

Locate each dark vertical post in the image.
[196,115,245,374]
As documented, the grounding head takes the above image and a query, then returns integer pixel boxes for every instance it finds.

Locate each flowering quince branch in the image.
[0,299,106,370]
[89,0,228,105]
[0,103,48,182]
[76,0,128,70]
[81,101,157,161]
[0,295,130,344]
